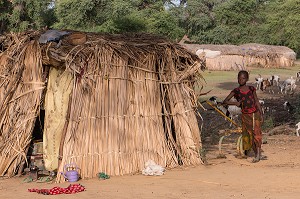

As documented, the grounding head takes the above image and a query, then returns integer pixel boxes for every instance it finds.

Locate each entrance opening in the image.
[26,109,45,176]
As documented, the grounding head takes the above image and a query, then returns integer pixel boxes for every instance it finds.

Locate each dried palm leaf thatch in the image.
[0,30,206,181]
[54,34,205,182]
[0,38,44,176]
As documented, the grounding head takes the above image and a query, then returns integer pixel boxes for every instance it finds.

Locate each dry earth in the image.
[1,68,300,199]
[1,133,300,199]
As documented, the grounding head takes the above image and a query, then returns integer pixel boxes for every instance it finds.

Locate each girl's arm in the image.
[222,91,240,106]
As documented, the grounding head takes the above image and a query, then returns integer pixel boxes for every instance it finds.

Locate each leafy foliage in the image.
[261,0,300,55]
[211,0,264,44]
[0,0,12,33]
[0,0,55,32]
[53,0,184,40]
[1,0,299,56]
[177,0,222,40]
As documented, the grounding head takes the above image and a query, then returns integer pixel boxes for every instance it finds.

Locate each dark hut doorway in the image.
[25,66,50,175]
[26,108,45,176]
[32,109,45,141]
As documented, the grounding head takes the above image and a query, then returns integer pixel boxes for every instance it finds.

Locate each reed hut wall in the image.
[0,30,205,181]
[0,40,44,176]
[205,55,246,71]
[181,43,296,70]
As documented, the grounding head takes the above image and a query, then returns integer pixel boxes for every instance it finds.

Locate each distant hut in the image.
[0,30,205,182]
[181,42,296,71]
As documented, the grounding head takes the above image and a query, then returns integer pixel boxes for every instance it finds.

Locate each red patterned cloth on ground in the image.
[28,184,85,195]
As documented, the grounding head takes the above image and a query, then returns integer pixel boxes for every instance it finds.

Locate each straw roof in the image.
[181,43,296,58]
[181,43,296,70]
[0,30,206,181]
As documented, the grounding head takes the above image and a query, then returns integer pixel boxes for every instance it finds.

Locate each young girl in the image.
[222,70,264,163]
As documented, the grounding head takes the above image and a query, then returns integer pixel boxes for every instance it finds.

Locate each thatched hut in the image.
[0,30,205,182]
[181,43,296,71]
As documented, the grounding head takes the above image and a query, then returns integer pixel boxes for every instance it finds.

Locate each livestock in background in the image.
[269,75,280,86]
[254,75,264,90]
[283,101,295,113]
[258,99,265,105]
[279,77,297,94]
[261,78,275,94]
[196,49,221,59]
[208,96,242,126]
[296,122,300,137]
[259,99,266,114]
[296,71,300,82]
[208,97,229,117]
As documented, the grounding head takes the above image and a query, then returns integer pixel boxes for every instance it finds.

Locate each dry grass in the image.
[198,63,300,99]
[181,43,296,70]
[0,41,44,176]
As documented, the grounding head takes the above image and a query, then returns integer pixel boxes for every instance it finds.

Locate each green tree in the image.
[133,1,184,39]
[98,0,145,33]
[188,0,217,32]
[0,0,55,33]
[0,0,11,33]
[9,0,54,31]
[172,0,225,42]
[1,0,298,56]
[211,0,264,44]
[53,0,184,40]
[262,0,300,55]
[54,0,109,30]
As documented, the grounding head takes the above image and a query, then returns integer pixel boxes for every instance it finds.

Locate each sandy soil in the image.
[1,134,300,199]
[1,69,300,199]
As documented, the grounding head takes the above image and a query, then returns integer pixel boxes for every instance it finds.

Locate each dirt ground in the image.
[1,69,300,199]
[1,133,300,199]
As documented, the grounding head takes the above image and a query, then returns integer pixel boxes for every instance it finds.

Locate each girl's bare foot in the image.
[252,148,261,163]
[252,157,260,163]
[260,155,268,160]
